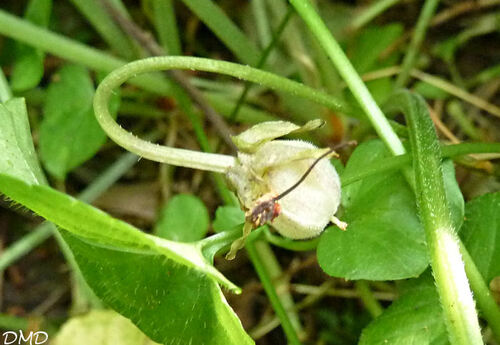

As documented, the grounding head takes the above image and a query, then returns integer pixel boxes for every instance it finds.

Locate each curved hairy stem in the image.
[93,56,352,172]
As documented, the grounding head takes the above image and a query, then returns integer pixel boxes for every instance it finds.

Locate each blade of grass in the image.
[431,0,500,26]
[342,65,500,119]
[355,281,383,317]
[230,6,294,121]
[246,238,304,345]
[349,0,402,31]
[0,223,54,272]
[68,0,137,59]
[470,63,500,86]
[251,0,272,48]
[412,69,500,119]
[310,36,343,95]
[446,100,482,141]
[395,0,440,88]
[267,0,320,87]
[289,0,405,155]
[0,9,171,94]
[181,0,261,65]
[152,0,182,55]
[0,11,352,116]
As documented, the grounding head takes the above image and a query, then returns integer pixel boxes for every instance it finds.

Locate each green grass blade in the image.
[350,0,401,31]
[289,0,406,155]
[246,240,304,345]
[181,0,260,65]
[152,0,182,55]
[0,9,171,94]
[69,0,137,59]
[395,0,440,88]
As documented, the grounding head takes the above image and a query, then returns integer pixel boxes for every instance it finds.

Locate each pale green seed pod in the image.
[226,120,342,240]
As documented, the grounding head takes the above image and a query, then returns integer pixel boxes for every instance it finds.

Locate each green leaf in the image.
[10,0,52,92]
[351,23,403,74]
[0,98,46,184]
[359,271,449,345]
[231,119,324,153]
[0,173,237,291]
[0,173,253,342]
[24,0,52,26]
[432,37,459,63]
[54,309,161,345]
[359,195,496,345]
[62,231,254,345]
[366,78,393,106]
[213,206,245,233]
[347,24,403,108]
[318,140,428,280]
[39,64,117,180]
[154,194,209,242]
[460,192,500,282]
[10,47,45,92]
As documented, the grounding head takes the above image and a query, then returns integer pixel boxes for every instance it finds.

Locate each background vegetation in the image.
[0,0,499,344]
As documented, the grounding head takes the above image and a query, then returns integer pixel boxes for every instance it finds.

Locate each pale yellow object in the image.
[53,309,160,345]
[227,121,342,240]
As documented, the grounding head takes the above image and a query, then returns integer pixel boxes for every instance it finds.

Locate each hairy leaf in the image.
[318,140,428,280]
[0,174,237,291]
[359,272,449,345]
[359,189,499,345]
[62,231,253,345]
[0,98,45,184]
